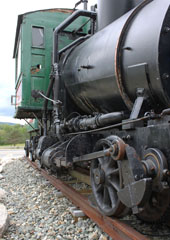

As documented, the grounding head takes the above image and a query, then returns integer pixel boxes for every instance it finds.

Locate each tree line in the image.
[0,124,29,146]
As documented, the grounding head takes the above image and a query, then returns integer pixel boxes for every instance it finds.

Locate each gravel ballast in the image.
[1,157,170,240]
[0,158,109,240]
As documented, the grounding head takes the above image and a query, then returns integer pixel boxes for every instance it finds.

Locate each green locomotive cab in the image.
[13,9,90,119]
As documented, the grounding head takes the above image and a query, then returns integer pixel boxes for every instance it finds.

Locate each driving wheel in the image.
[137,148,169,222]
[90,136,127,217]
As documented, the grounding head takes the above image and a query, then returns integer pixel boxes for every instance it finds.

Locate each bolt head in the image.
[164,27,170,33]
[162,73,170,80]
[134,175,138,181]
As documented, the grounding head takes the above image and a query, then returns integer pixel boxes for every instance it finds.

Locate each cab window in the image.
[32,26,44,47]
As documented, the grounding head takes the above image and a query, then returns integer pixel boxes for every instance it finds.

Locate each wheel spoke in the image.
[108,178,120,192]
[98,157,104,165]
[107,168,119,176]
[108,186,117,208]
[103,186,110,205]
[103,155,109,162]
[104,159,113,169]
[92,168,99,176]
[96,184,103,193]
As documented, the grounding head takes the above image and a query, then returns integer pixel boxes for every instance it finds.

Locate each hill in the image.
[0,122,16,125]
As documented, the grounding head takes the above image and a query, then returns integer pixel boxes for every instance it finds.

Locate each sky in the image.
[0,0,96,124]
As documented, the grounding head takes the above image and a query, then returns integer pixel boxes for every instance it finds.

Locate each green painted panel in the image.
[14,9,90,118]
[31,77,45,91]
[31,76,45,105]
[31,54,45,77]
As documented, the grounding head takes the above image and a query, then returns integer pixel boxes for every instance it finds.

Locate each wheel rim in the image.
[25,141,29,157]
[25,148,29,157]
[30,151,35,161]
[30,140,35,161]
[137,148,169,222]
[90,137,126,217]
[137,190,170,222]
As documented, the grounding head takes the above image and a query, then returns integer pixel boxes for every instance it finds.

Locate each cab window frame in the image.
[32,26,45,48]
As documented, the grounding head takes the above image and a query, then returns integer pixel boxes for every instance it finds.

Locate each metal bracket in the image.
[117,145,152,214]
[11,95,16,106]
[122,88,147,130]
[130,88,147,120]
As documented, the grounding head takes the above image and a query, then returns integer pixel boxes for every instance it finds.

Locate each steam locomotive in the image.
[13,0,170,222]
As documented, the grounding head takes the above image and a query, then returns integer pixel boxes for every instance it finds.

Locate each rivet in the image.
[134,175,138,180]
[162,73,170,80]
[126,135,131,140]
[164,27,170,33]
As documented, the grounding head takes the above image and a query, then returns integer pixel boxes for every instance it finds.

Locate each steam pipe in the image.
[65,112,126,132]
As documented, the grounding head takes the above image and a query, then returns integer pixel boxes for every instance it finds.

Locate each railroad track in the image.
[26,157,148,240]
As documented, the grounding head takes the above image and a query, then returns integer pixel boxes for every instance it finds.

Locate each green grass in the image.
[0,143,24,149]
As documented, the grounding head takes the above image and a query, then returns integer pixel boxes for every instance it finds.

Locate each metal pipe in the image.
[59,35,90,56]
[42,75,55,136]
[96,112,125,127]
[97,0,144,31]
[66,112,125,132]
[83,0,88,10]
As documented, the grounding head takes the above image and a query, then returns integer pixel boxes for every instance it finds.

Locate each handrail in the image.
[53,9,96,64]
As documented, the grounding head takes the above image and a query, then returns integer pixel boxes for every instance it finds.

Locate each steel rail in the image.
[27,158,149,240]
